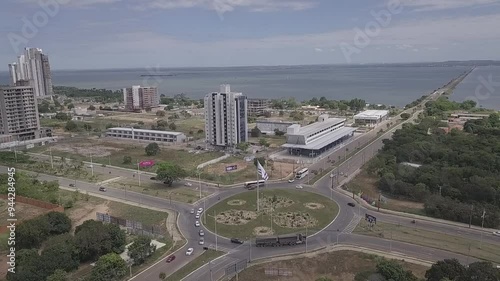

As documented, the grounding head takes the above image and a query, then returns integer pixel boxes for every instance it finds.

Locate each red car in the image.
[166,255,176,263]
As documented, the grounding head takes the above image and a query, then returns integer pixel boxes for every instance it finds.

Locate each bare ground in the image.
[66,200,110,232]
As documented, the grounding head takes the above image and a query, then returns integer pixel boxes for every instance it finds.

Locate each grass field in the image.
[354,220,500,264]
[233,250,428,281]
[30,139,224,172]
[107,179,211,204]
[204,189,338,240]
[164,250,224,281]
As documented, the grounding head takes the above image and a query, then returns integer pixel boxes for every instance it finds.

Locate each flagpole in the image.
[257,168,260,212]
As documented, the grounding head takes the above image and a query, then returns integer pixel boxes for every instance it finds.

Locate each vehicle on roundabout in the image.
[185,248,194,255]
[493,231,500,236]
[199,238,205,245]
[295,185,303,189]
[288,179,294,183]
[195,221,200,227]
[347,202,355,207]
[190,209,195,214]
[255,233,306,247]
[199,230,204,236]
[230,238,244,244]
[195,214,200,219]
[165,255,175,263]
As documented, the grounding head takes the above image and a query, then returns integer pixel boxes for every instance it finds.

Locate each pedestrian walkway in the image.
[342,214,362,234]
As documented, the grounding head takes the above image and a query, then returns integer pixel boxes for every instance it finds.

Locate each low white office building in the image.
[354,110,389,127]
[282,114,356,157]
[256,120,295,135]
[106,127,186,143]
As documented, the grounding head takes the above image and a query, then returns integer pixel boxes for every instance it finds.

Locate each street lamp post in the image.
[198,171,202,199]
[214,210,218,251]
[90,154,94,177]
[137,162,141,187]
[49,147,54,169]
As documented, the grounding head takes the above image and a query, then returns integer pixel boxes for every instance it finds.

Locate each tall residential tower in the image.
[123,85,159,111]
[204,84,248,148]
[8,48,53,97]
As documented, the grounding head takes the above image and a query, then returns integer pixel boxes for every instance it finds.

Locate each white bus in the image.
[244,180,266,189]
[295,168,309,179]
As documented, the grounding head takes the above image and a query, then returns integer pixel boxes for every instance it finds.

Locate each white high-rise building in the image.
[122,85,159,111]
[204,84,248,148]
[8,48,53,97]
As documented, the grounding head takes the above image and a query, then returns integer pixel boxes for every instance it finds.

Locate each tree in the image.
[64,121,79,132]
[168,123,177,131]
[145,143,160,156]
[83,123,92,131]
[425,259,466,281]
[251,127,261,137]
[274,129,285,136]
[156,110,166,117]
[46,269,68,281]
[89,253,127,281]
[55,112,71,121]
[156,162,188,186]
[236,142,250,151]
[279,111,285,117]
[41,234,79,275]
[458,261,500,281]
[67,103,75,110]
[105,223,127,254]
[128,236,156,265]
[259,138,270,147]
[74,220,125,262]
[165,105,174,111]
[123,155,132,164]
[16,215,50,249]
[376,259,418,281]
[46,212,72,235]
[6,249,42,281]
[159,272,167,279]
[88,105,96,111]
[401,112,411,120]
[253,157,266,168]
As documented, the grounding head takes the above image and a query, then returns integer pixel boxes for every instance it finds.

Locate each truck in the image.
[255,233,306,247]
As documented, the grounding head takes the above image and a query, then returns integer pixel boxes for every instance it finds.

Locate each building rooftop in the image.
[292,117,345,136]
[282,127,356,150]
[256,120,295,125]
[108,127,184,136]
[354,110,390,119]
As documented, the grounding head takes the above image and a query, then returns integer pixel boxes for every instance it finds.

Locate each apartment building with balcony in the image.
[0,82,41,140]
[204,84,248,148]
[123,86,159,111]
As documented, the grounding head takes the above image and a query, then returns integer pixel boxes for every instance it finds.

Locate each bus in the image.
[244,180,266,189]
[295,168,309,179]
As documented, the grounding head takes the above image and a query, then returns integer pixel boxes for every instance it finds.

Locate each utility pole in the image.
[378,193,381,212]
[209,260,213,281]
[305,220,308,253]
[50,147,53,169]
[248,241,252,262]
[137,162,141,187]
[468,204,474,228]
[480,208,486,249]
[198,171,202,199]
[256,170,260,212]
[214,210,218,251]
[90,153,94,177]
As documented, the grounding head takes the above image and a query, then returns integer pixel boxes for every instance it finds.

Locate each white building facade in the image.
[204,84,248,148]
[354,110,389,127]
[106,127,186,143]
[8,48,53,97]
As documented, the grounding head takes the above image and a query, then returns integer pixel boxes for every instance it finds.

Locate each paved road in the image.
[9,74,496,280]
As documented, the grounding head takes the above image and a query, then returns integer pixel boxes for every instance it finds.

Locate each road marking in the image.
[97,177,122,185]
[343,214,362,234]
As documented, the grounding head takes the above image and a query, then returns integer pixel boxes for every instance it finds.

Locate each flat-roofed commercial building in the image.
[282,114,355,157]
[354,110,389,127]
[106,127,186,143]
[256,120,295,135]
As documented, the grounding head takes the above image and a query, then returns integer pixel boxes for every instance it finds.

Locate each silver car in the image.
[199,238,204,245]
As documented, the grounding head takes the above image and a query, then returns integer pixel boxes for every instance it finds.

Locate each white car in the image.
[199,230,204,236]
[288,179,295,183]
[195,221,200,227]
[493,231,500,237]
[186,248,194,255]
[296,185,303,189]
[199,238,204,245]
[198,207,204,213]
[195,214,200,219]
[185,182,192,187]
[190,209,195,214]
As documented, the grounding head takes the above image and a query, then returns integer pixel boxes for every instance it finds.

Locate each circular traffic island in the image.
[204,189,339,240]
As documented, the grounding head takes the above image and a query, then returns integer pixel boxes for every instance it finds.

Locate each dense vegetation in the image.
[53,86,122,103]
[160,93,203,108]
[270,97,369,112]
[367,97,500,227]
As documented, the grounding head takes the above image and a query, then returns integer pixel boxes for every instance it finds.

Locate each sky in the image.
[1,0,500,70]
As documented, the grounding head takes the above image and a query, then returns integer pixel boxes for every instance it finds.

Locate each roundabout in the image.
[203,189,339,240]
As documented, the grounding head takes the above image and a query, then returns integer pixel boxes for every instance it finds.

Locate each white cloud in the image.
[132,0,317,13]
[396,0,500,11]
[314,47,323,52]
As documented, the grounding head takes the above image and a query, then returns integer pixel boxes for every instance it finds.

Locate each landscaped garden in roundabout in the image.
[203,189,339,240]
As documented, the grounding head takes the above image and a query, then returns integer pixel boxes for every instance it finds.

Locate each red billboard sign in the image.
[139,160,155,168]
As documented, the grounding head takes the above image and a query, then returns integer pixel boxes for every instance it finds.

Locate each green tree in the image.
[165,105,174,111]
[236,142,250,151]
[128,236,156,265]
[74,220,125,262]
[55,112,70,121]
[123,155,132,164]
[105,223,127,254]
[145,142,160,156]
[6,249,42,281]
[425,259,466,281]
[17,215,50,249]
[251,127,261,137]
[279,110,285,116]
[400,112,411,120]
[83,123,92,131]
[168,122,177,131]
[88,253,127,281]
[259,138,270,147]
[46,269,68,281]
[41,234,79,275]
[159,272,166,279]
[458,261,500,281]
[274,129,285,136]
[253,157,266,168]
[156,110,166,117]
[376,259,418,281]
[46,212,72,235]
[64,121,79,132]
[87,105,96,111]
[156,162,188,186]
[67,103,75,110]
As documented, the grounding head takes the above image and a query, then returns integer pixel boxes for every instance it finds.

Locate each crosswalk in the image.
[342,214,362,234]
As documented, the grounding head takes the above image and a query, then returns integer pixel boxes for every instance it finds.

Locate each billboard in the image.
[226,165,238,172]
[139,160,155,168]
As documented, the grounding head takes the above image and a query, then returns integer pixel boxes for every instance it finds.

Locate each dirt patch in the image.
[227,200,246,206]
[235,250,428,281]
[304,203,324,210]
[52,142,123,157]
[253,226,274,236]
[217,210,257,225]
[0,199,50,223]
[67,200,110,231]
[273,212,317,228]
